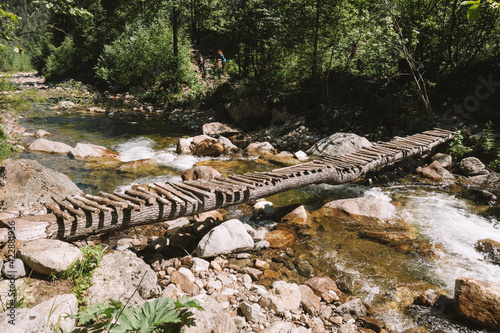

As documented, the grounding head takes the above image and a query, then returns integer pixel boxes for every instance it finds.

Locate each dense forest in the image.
[1,0,499,138]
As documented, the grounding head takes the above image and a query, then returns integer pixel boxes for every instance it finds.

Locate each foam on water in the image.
[115,137,157,162]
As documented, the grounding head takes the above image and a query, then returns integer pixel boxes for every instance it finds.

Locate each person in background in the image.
[216,49,226,78]
[197,53,206,77]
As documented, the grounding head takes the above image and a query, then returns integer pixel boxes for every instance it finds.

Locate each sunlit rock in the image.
[182,294,237,333]
[475,238,500,265]
[28,138,72,154]
[265,229,296,249]
[0,159,83,215]
[460,157,487,176]
[194,138,225,157]
[181,165,222,181]
[202,122,241,137]
[68,143,117,159]
[454,277,500,331]
[245,142,277,157]
[196,219,254,258]
[306,132,372,157]
[18,239,81,275]
[259,281,302,314]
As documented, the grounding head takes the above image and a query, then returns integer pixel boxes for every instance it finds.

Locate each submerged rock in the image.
[475,238,500,265]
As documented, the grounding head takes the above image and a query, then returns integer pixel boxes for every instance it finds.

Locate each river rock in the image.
[87,251,160,307]
[0,308,50,333]
[196,219,254,258]
[28,138,72,154]
[2,258,26,279]
[0,159,83,215]
[195,138,225,157]
[181,165,222,181]
[217,135,239,154]
[317,197,399,226]
[453,277,500,330]
[281,205,310,228]
[182,294,237,333]
[259,281,302,314]
[17,239,81,275]
[202,122,241,137]
[336,298,367,318]
[32,294,78,332]
[176,137,194,154]
[299,285,321,316]
[68,143,117,159]
[417,160,453,181]
[304,276,342,303]
[459,157,487,176]
[245,142,277,157]
[34,130,51,138]
[118,159,158,174]
[431,153,452,168]
[241,301,267,323]
[475,238,500,265]
[265,229,296,249]
[224,96,270,129]
[306,132,372,157]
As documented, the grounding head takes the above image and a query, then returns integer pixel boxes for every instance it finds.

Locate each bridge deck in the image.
[1,128,455,242]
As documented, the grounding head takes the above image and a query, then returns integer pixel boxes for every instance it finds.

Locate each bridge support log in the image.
[1,128,455,242]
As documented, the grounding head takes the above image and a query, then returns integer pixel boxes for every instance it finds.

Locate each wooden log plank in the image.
[125,188,156,205]
[75,195,113,212]
[52,197,85,218]
[113,191,145,206]
[86,194,127,209]
[44,202,74,222]
[228,175,260,186]
[214,176,255,189]
[98,192,141,210]
[170,182,216,200]
[153,183,194,205]
[65,196,100,214]
[136,186,173,206]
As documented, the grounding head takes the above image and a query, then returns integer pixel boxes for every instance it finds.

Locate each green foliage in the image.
[0,47,33,72]
[475,120,496,152]
[96,15,193,95]
[448,130,472,158]
[61,244,105,305]
[43,36,77,81]
[74,296,204,333]
[461,0,500,23]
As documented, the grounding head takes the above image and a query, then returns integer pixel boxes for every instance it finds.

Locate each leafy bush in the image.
[43,36,77,81]
[96,15,193,96]
[0,47,33,72]
[73,296,203,333]
[475,120,496,152]
[448,130,471,159]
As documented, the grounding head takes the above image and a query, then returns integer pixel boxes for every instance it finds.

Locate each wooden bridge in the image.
[2,128,455,242]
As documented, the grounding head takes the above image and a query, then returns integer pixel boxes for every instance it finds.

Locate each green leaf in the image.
[467,4,481,22]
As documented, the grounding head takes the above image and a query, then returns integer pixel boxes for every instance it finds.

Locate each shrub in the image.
[73,296,203,333]
[96,15,193,96]
[43,36,77,81]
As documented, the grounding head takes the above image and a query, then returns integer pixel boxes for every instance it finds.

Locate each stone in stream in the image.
[475,238,500,265]
[28,138,72,154]
[453,277,500,331]
[68,143,117,159]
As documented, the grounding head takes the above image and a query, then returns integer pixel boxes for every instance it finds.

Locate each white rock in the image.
[259,281,302,314]
[17,239,81,275]
[28,138,72,154]
[196,219,255,258]
[191,257,210,272]
[32,294,78,332]
[178,267,196,283]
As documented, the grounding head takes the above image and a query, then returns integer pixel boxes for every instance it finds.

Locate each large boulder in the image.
[453,277,500,330]
[196,219,254,258]
[17,239,81,275]
[317,197,399,226]
[28,138,72,154]
[202,122,241,137]
[460,157,487,176]
[194,138,225,157]
[86,251,160,307]
[0,159,83,216]
[306,133,372,157]
[224,96,270,129]
[68,143,117,159]
[182,294,237,333]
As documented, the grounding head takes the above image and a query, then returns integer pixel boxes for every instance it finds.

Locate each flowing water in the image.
[15,104,500,332]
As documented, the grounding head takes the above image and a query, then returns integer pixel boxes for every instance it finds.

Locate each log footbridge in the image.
[2,128,455,242]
